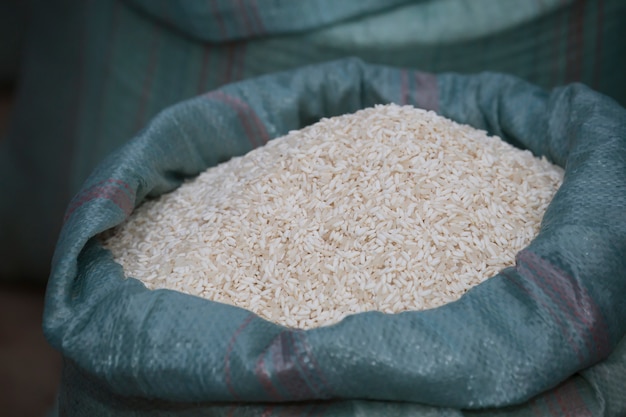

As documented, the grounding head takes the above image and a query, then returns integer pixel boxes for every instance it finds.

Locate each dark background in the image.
[0,87,60,417]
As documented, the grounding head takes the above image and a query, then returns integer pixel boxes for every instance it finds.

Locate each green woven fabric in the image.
[2,0,625,280]
[44,59,626,416]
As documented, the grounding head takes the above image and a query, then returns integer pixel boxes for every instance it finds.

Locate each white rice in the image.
[102,104,564,329]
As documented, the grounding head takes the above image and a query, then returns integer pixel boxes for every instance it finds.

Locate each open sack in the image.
[44,58,626,416]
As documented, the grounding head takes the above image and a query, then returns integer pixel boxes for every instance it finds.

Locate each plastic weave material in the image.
[43,58,626,416]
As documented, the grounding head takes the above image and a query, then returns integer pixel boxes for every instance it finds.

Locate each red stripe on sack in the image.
[249,0,266,35]
[593,0,604,89]
[206,91,270,147]
[255,349,284,400]
[205,91,255,145]
[293,331,331,397]
[241,91,269,145]
[518,251,610,360]
[66,178,134,212]
[65,187,131,220]
[224,313,256,400]
[571,379,594,416]
[400,69,409,105]
[290,332,324,397]
[518,251,594,357]
[210,0,228,40]
[414,72,439,112]
[543,384,565,417]
[553,383,573,417]
[64,179,135,222]
[103,178,133,194]
[223,43,236,85]
[545,392,562,417]
[113,178,133,194]
[134,23,161,132]
[514,253,589,364]
[501,269,586,364]
[550,380,593,417]
[286,332,318,399]
[269,331,316,399]
[565,0,586,83]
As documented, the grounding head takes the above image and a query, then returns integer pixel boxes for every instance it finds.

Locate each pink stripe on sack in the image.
[290,332,325,397]
[553,385,574,417]
[206,91,270,147]
[552,379,593,416]
[517,250,610,360]
[501,269,585,364]
[545,391,562,417]
[276,332,316,399]
[293,331,331,397]
[255,350,284,400]
[206,91,252,141]
[256,331,317,400]
[400,69,409,105]
[519,252,594,357]
[220,42,246,85]
[64,179,134,222]
[224,313,256,400]
[414,72,439,112]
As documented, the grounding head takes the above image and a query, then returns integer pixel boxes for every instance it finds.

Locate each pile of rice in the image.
[102,104,564,329]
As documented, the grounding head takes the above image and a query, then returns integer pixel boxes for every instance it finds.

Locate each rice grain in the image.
[102,104,563,329]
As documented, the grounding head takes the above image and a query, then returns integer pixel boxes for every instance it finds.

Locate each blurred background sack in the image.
[1,0,625,282]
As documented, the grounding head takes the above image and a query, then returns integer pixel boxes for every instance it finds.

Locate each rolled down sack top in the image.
[44,58,626,410]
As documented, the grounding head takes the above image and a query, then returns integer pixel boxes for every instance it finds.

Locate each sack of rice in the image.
[44,59,626,417]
